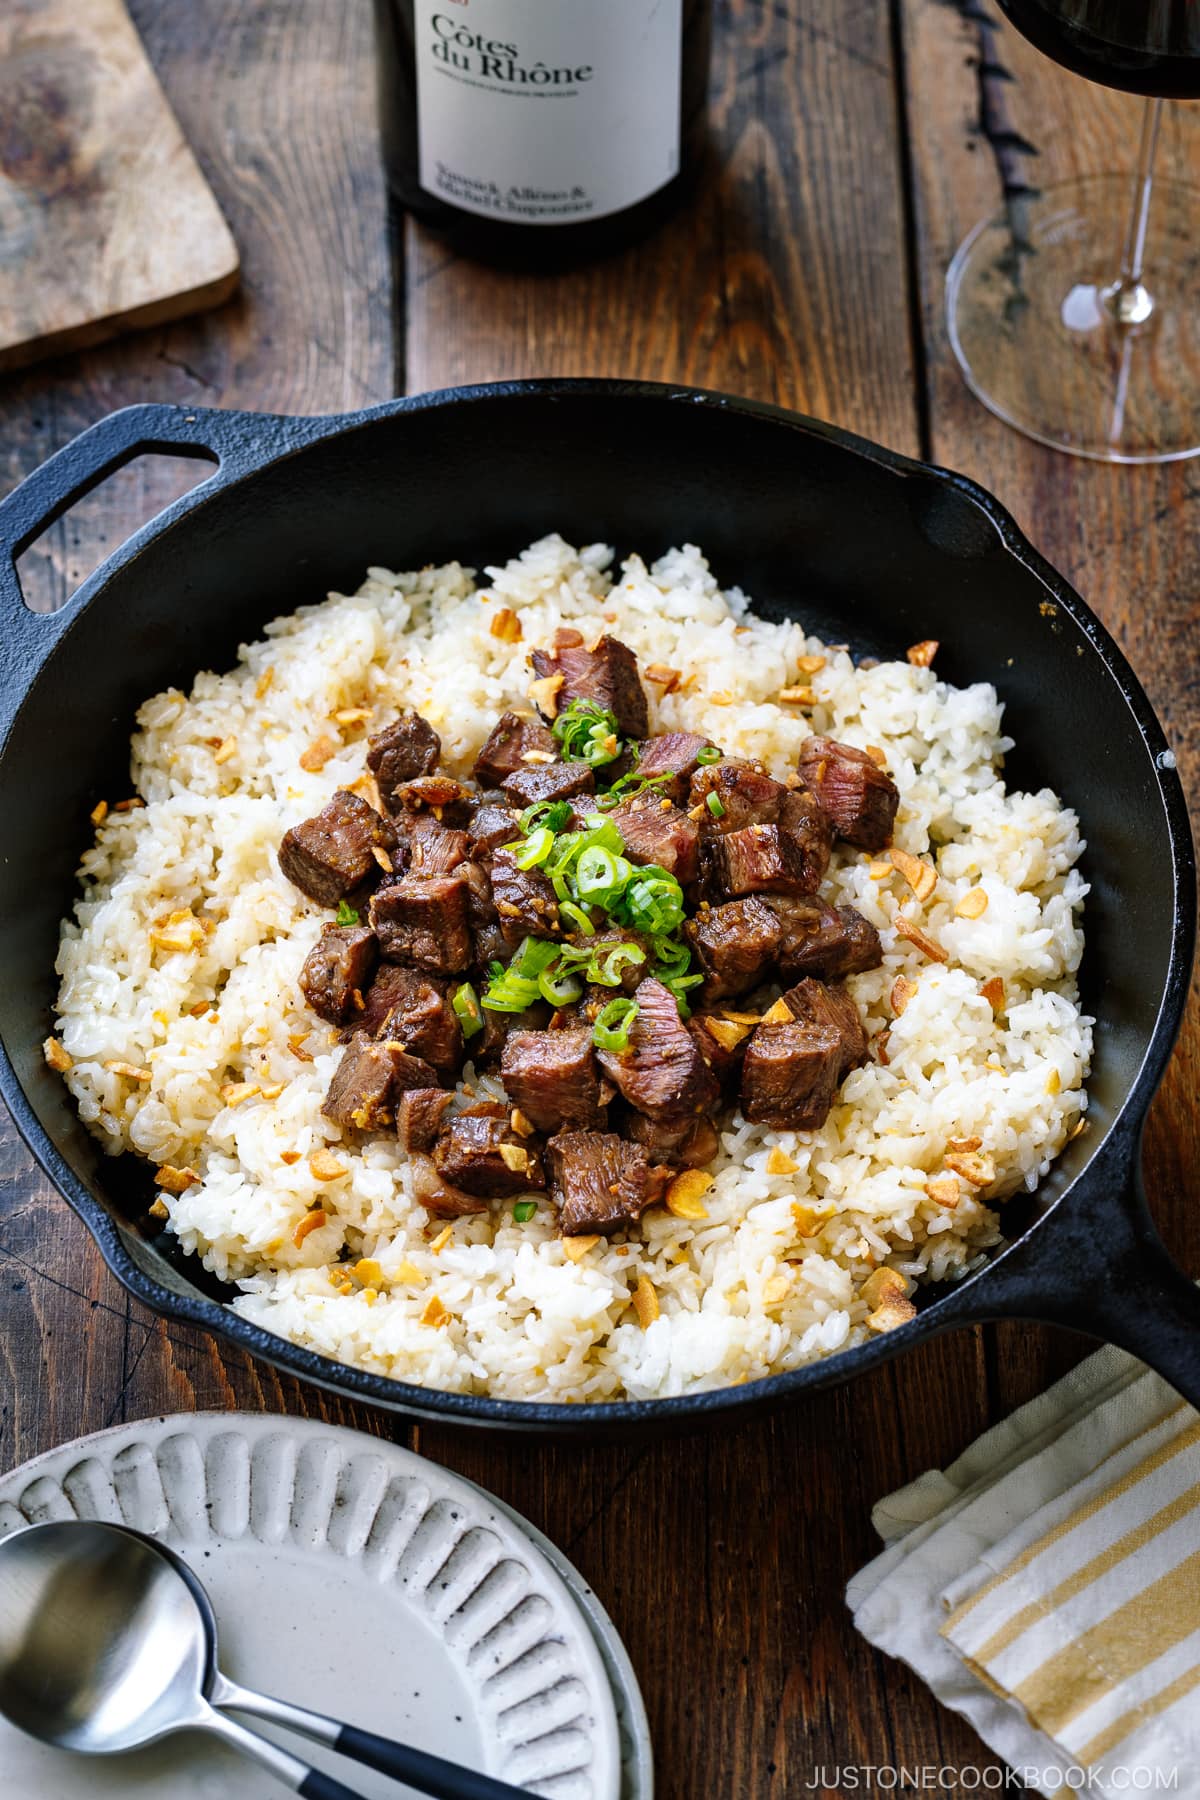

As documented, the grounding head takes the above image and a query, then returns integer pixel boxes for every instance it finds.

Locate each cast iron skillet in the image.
[1,381,1197,1435]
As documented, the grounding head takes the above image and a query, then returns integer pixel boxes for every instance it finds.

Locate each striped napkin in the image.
[847,1343,1200,1798]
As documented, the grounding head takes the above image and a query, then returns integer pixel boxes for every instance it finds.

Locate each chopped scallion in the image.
[451,982,485,1039]
[513,1200,538,1223]
[706,791,726,819]
[560,900,596,935]
[695,745,722,765]
[552,699,624,768]
[592,997,639,1053]
[513,826,555,869]
[334,900,359,926]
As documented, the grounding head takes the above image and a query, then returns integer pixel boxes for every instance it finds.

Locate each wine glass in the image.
[946,0,1200,463]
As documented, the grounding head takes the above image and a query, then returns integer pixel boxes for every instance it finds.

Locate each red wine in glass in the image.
[995,0,1200,97]
[947,0,1200,460]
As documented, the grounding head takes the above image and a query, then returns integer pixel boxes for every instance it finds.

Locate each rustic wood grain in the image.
[0,0,239,373]
[902,0,1200,1416]
[2,2,1198,1796]
[0,0,393,1439]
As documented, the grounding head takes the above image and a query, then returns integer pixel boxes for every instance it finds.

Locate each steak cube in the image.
[322,1031,437,1130]
[500,1028,606,1133]
[369,875,473,972]
[401,815,469,876]
[358,965,462,1075]
[688,759,787,833]
[396,1087,454,1154]
[797,737,899,850]
[299,924,378,1025]
[530,634,649,737]
[608,795,700,885]
[769,899,883,982]
[490,847,561,943]
[780,977,868,1076]
[711,822,819,899]
[473,711,558,787]
[409,1151,488,1219]
[501,761,596,810]
[739,1020,844,1131]
[595,977,719,1121]
[621,1107,719,1170]
[279,792,397,905]
[685,897,782,1000]
[466,802,522,861]
[635,732,721,805]
[433,1104,545,1199]
[367,712,441,808]
[547,1130,671,1236]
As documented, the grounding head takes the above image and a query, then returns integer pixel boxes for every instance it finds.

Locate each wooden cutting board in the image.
[0,0,239,372]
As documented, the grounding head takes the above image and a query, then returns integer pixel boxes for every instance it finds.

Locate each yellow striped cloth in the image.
[847,1344,1200,1798]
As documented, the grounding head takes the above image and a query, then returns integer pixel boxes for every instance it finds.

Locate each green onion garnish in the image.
[560,899,596,935]
[538,965,583,1006]
[592,997,639,1053]
[615,867,685,935]
[451,981,485,1039]
[513,826,555,870]
[706,791,726,819]
[519,797,573,835]
[695,745,722,765]
[513,1200,538,1223]
[482,937,560,1011]
[552,699,624,768]
[335,900,360,926]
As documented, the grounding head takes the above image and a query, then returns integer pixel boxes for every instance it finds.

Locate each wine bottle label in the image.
[414,0,683,226]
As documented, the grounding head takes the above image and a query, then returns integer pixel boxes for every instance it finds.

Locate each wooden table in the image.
[3,4,1198,1792]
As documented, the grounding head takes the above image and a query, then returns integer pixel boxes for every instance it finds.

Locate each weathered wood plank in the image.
[903,0,1200,1414]
[0,0,395,1466]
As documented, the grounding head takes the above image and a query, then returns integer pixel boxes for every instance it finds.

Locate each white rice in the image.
[53,536,1091,1401]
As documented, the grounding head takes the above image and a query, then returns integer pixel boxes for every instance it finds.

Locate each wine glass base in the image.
[947,174,1200,464]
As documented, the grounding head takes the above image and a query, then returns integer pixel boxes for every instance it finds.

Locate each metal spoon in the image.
[0,1519,532,1800]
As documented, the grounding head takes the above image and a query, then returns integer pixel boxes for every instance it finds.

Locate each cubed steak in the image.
[473,711,558,787]
[501,760,596,810]
[400,814,469,876]
[710,818,825,899]
[500,1028,607,1132]
[369,874,473,973]
[357,965,463,1075]
[471,1000,553,1069]
[279,791,398,905]
[607,795,700,885]
[299,924,378,1025]
[769,898,883,981]
[595,978,719,1121]
[322,1031,437,1130]
[688,1012,752,1087]
[490,846,562,943]
[635,732,721,805]
[738,980,866,1131]
[530,633,649,738]
[547,1130,671,1235]
[797,737,899,850]
[396,1087,454,1154]
[685,896,782,1000]
[408,1151,487,1219]
[781,977,868,1074]
[433,1103,545,1198]
[688,759,786,834]
[466,801,522,862]
[622,1107,720,1169]
[366,711,441,809]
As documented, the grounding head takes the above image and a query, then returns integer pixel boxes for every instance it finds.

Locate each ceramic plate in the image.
[0,1412,650,1799]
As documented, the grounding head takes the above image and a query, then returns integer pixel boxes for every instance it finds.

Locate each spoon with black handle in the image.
[0,1519,533,1799]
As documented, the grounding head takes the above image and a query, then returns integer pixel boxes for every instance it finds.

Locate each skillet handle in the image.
[942,1130,1200,1410]
[0,403,335,695]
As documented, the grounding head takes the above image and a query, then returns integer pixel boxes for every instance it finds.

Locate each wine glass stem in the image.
[1105,97,1163,327]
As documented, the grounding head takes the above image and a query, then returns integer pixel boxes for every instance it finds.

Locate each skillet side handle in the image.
[942,1132,1200,1411]
[0,403,339,695]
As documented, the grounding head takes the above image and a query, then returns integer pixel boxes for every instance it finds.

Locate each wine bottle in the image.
[375,0,713,263]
